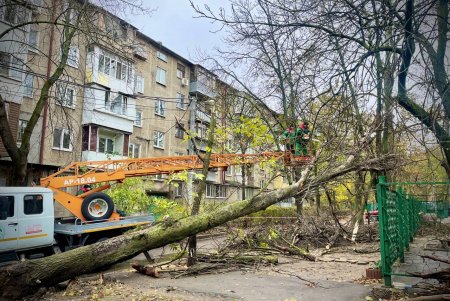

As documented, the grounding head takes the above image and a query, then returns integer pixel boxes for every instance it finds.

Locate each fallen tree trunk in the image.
[0,153,398,300]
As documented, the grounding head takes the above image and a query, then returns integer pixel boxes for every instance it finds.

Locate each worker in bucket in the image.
[282,125,296,154]
[296,121,311,156]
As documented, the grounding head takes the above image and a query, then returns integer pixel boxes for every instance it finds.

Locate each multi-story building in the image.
[0,0,287,206]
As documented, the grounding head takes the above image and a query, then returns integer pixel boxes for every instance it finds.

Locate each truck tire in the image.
[81,193,114,221]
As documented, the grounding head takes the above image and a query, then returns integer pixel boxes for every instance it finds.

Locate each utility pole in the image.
[187,96,197,207]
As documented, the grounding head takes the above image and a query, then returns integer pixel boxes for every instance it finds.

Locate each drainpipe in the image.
[39,0,57,171]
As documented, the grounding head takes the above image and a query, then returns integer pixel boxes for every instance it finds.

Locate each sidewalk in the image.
[391,235,450,288]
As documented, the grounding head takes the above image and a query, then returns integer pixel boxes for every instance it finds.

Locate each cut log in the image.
[131,263,159,277]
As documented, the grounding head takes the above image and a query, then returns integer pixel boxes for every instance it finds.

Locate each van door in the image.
[0,194,18,252]
[17,193,54,250]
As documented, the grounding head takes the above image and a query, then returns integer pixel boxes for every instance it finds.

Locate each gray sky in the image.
[132,0,226,62]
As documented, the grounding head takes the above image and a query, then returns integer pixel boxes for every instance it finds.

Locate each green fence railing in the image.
[376,176,450,286]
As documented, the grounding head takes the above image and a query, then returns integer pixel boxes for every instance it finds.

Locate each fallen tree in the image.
[0,153,398,300]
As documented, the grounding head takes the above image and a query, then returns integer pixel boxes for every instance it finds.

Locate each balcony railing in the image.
[190,81,217,99]
[196,110,211,123]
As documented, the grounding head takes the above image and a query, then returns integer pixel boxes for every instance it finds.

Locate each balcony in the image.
[196,110,211,123]
[82,87,135,133]
[82,150,128,162]
[190,81,216,99]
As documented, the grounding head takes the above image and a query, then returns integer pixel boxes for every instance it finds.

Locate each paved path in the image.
[111,269,371,301]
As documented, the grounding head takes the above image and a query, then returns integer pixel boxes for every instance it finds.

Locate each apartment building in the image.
[0,0,285,205]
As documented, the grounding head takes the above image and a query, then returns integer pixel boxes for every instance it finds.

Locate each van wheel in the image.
[81,193,114,221]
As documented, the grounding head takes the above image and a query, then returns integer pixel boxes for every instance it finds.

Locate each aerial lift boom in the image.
[40,152,309,222]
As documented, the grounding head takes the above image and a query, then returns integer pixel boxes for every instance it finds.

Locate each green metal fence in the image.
[376,176,450,286]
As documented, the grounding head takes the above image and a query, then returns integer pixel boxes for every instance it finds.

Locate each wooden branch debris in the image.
[408,268,450,281]
[420,255,450,265]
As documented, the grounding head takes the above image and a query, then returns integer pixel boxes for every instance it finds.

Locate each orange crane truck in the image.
[0,152,308,262]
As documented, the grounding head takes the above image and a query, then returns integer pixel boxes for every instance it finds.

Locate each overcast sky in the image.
[131,0,226,62]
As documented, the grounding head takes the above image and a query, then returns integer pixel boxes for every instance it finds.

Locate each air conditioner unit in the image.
[181,78,189,87]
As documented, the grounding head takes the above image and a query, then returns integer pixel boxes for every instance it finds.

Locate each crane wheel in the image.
[81,193,114,221]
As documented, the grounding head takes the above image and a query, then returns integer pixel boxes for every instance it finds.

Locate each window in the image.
[98,137,114,153]
[155,99,165,116]
[128,143,140,158]
[176,63,185,79]
[28,26,39,50]
[225,166,232,176]
[24,195,43,215]
[134,111,142,127]
[260,180,265,189]
[0,52,9,76]
[153,131,164,148]
[206,184,227,198]
[174,183,183,197]
[196,122,207,139]
[98,51,132,82]
[17,119,27,143]
[66,46,79,68]
[156,67,166,85]
[134,74,144,93]
[56,84,76,108]
[175,123,184,139]
[98,53,111,75]
[156,51,167,62]
[106,93,127,115]
[52,128,72,151]
[115,60,128,80]
[174,152,183,156]
[0,1,29,25]
[23,74,33,97]
[176,92,185,109]
[0,196,14,220]
[104,15,127,40]
[0,52,22,80]
[154,174,163,181]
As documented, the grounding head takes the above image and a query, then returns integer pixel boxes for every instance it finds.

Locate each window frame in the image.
[175,123,184,139]
[134,110,142,127]
[17,119,27,143]
[56,83,76,108]
[23,73,33,97]
[155,99,165,117]
[176,63,185,79]
[67,46,79,68]
[52,128,72,151]
[156,51,167,62]
[174,182,183,197]
[23,194,43,215]
[153,130,165,149]
[28,26,40,52]
[128,143,140,158]
[176,92,185,110]
[134,74,144,94]
[0,195,14,220]
[156,67,166,86]
[98,136,115,154]
[0,52,22,80]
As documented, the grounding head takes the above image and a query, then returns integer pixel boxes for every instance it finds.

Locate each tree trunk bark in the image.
[294,195,303,223]
[187,106,216,266]
[0,154,396,300]
[11,153,27,186]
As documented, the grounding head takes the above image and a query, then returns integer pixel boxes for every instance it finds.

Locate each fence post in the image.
[377,176,392,287]
[396,186,405,263]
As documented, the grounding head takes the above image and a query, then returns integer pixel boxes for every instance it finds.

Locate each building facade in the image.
[0,0,287,207]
